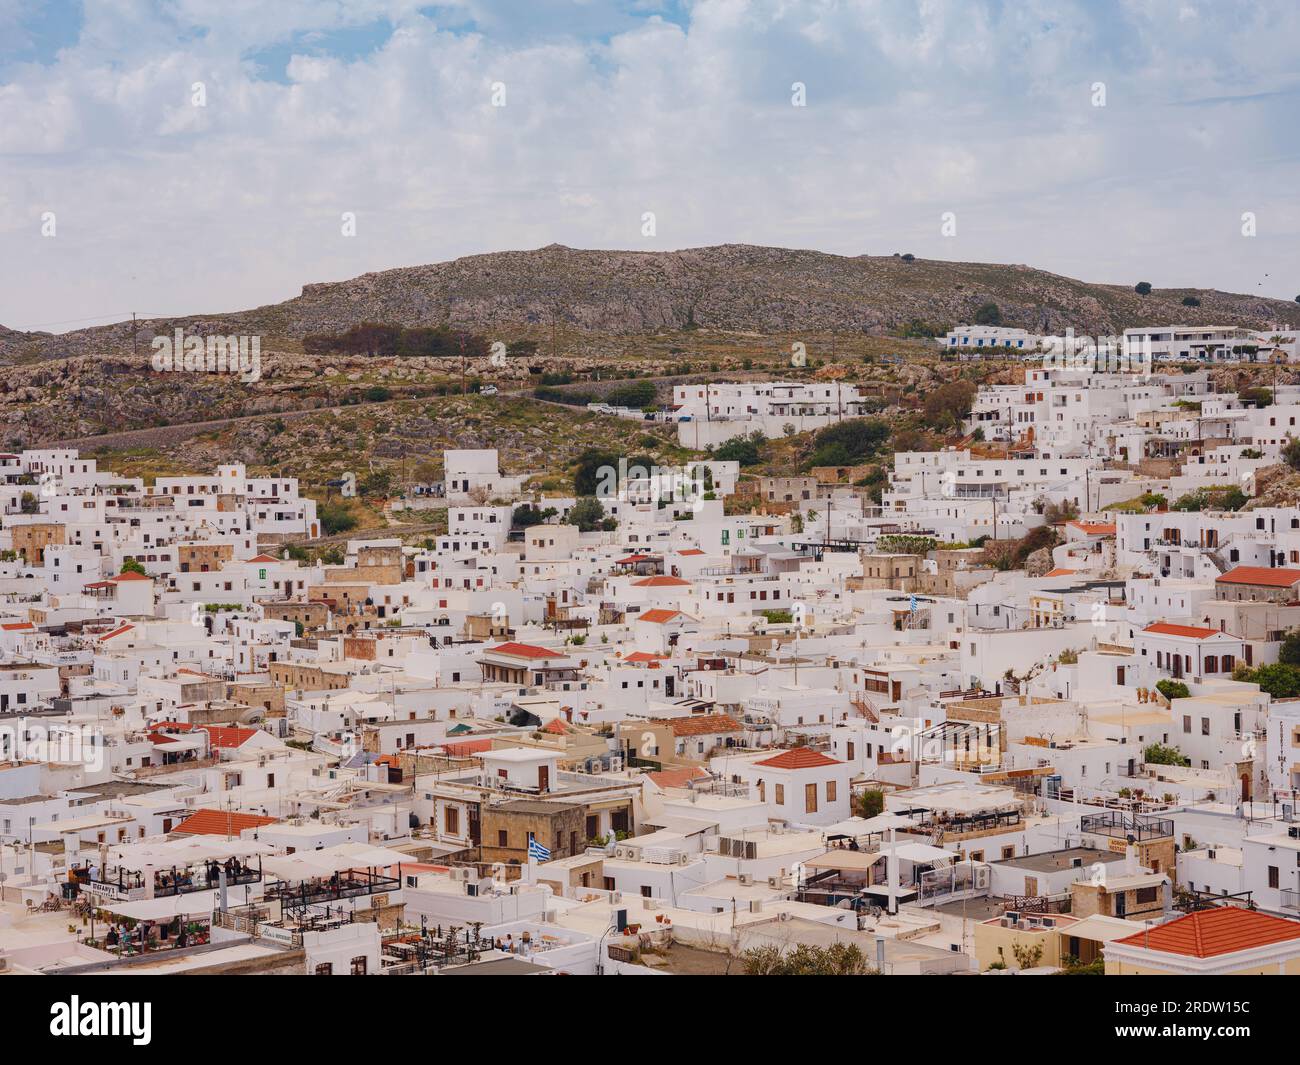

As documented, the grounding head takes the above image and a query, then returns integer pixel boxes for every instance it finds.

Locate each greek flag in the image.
[909,594,918,614]
[527,833,551,862]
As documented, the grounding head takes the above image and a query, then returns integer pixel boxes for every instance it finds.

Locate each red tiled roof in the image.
[1,622,33,631]
[755,748,843,770]
[1143,622,1224,639]
[677,549,705,556]
[248,554,279,563]
[486,641,568,660]
[111,571,151,581]
[174,809,277,836]
[97,624,134,641]
[625,651,669,663]
[1068,521,1116,536]
[615,554,657,565]
[1216,566,1300,588]
[541,718,570,735]
[646,767,710,789]
[637,609,682,624]
[632,575,692,587]
[1113,907,1300,959]
[656,713,742,737]
[199,725,260,748]
[1042,569,1076,578]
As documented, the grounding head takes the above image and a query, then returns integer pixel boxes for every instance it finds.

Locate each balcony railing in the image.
[263,870,400,910]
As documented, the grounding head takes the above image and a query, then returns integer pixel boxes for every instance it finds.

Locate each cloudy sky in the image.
[3,0,1298,333]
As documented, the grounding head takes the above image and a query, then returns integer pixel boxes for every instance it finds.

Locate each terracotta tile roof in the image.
[624,651,669,663]
[199,725,260,748]
[637,608,683,624]
[646,767,710,789]
[755,747,843,770]
[632,575,692,587]
[1068,521,1116,536]
[111,571,152,581]
[485,641,568,660]
[1143,622,1224,639]
[1216,566,1300,588]
[248,553,280,563]
[174,809,277,836]
[677,549,706,556]
[1042,568,1076,578]
[97,624,135,641]
[615,554,657,565]
[1,621,34,631]
[656,713,742,737]
[1113,907,1300,959]
[541,718,570,735]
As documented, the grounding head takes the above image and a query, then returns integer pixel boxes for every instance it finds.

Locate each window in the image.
[315,963,333,975]
[498,830,508,847]
[826,780,837,803]
[350,955,368,975]
[444,807,460,835]
[775,783,785,805]
[1268,866,1280,889]
[805,783,818,812]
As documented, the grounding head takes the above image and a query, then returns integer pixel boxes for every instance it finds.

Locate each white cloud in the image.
[2,0,1298,332]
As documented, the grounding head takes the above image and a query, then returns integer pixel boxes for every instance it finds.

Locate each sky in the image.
[2,0,1299,333]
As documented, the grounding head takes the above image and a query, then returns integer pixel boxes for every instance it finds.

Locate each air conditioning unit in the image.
[767,875,781,889]
[738,873,754,887]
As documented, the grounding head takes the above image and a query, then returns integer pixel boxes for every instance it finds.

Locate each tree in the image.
[855,788,885,819]
[807,418,890,468]
[715,432,766,467]
[1172,485,1248,512]
[973,302,1001,326]
[573,449,652,496]
[565,497,607,532]
[1182,295,1201,307]
[1154,680,1190,702]
[512,503,556,528]
[1279,630,1300,667]
[318,500,357,536]
[1134,282,1152,296]
[1283,438,1300,472]
[1239,386,1273,408]
[1143,740,1190,766]
[1247,663,1300,699]
[921,380,977,432]
[120,558,146,575]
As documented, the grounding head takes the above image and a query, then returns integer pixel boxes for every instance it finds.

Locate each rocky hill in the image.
[5,244,1299,362]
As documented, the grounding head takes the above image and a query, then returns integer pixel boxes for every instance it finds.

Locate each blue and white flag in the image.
[527,833,551,862]
[909,594,918,614]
